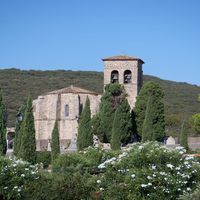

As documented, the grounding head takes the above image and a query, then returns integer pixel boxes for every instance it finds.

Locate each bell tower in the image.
[102,55,144,109]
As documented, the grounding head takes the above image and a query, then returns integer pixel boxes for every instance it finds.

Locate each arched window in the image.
[65,104,69,117]
[124,70,132,84]
[111,70,119,83]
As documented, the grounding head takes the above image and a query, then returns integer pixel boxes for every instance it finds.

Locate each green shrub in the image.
[52,147,119,175]
[0,156,47,200]
[0,156,97,200]
[36,151,51,168]
[96,142,200,200]
[179,186,200,200]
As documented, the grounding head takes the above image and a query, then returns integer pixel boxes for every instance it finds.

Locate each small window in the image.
[111,70,119,83]
[65,104,69,117]
[124,70,132,84]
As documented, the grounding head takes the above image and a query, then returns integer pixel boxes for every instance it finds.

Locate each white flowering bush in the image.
[0,156,49,200]
[1,143,200,199]
[95,142,200,200]
[52,146,119,175]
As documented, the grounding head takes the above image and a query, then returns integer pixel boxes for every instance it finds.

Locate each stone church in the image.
[33,55,144,151]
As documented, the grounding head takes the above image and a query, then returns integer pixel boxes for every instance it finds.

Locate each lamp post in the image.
[16,113,23,122]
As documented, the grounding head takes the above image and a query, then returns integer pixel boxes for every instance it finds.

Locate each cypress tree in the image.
[13,104,26,156]
[0,90,7,156]
[180,119,189,151]
[19,96,36,164]
[142,91,165,142]
[134,81,164,137]
[77,97,92,151]
[142,95,155,142]
[111,99,132,150]
[97,83,125,142]
[51,120,60,160]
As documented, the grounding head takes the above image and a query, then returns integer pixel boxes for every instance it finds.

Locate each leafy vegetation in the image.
[180,119,189,151]
[1,142,200,200]
[0,90,7,155]
[18,96,36,164]
[0,68,200,136]
[13,103,26,156]
[141,82,165,142]
[51,120,60,160]
[96,83,126,142]
[111,99,132,150]
[77,97,92,151]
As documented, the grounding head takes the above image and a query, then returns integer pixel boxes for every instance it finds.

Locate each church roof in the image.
[102,55,144,63]
[47,85,99,95]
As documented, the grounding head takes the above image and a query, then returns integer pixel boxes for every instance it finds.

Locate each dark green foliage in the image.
[13,104,26,156]
[36,151,51,168]
[135,81,165,137]
[91,113,102,140]
[111,99,132,150]
[141,83,165,142]
[179,186,200,200]
[180,119,189,150]
[0,69,200,136]
[142,96,154,142]
[0,90,7,156]
[97,83,126,142]
[77,97,92,151]
[191,113,200,134]
[131,110,137,135]
[51,120,60,160]
[19,96,36,164]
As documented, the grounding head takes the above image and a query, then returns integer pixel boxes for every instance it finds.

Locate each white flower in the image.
[147,176,152,180]
[185,156,194,160]
[166,164,174,169]
[97,180,101,184]
[138,145,144,150]
[100,187,104,191]
[148,183,152,186]
[21,174,25,177]
[141,184,147,188]
[151,165,156,170]
[131,174,135,178]
[187,187,191,191]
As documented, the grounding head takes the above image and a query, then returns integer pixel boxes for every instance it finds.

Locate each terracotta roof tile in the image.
[47,85,99,95]
[102,55,144,63]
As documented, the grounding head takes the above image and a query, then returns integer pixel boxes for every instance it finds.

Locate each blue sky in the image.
[0,0,200,85]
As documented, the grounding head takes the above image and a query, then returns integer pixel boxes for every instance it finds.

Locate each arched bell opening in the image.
[124,70,132,84]
[111,70,119,83]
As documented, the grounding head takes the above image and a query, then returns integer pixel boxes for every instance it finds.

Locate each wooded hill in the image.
[1,68,200,136]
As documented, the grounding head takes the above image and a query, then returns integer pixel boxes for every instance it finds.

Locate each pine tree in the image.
[135,81,165,137]
[13,104,26,156]
[180,119,189,151]
[77,97,92,151]
[111,99,132,150]
[19,96,36,164]
[0,90,7,156]
[51,120,60,160]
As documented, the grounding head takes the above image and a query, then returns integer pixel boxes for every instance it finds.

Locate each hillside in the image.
[1,68,200,136]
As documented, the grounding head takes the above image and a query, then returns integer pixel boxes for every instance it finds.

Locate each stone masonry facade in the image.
[33,86,101,151]
[33,55,144,151]
[103,56,144,109]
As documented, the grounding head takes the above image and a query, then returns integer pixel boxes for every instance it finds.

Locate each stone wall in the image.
[103,60,142,108]
[33,92,101,151]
